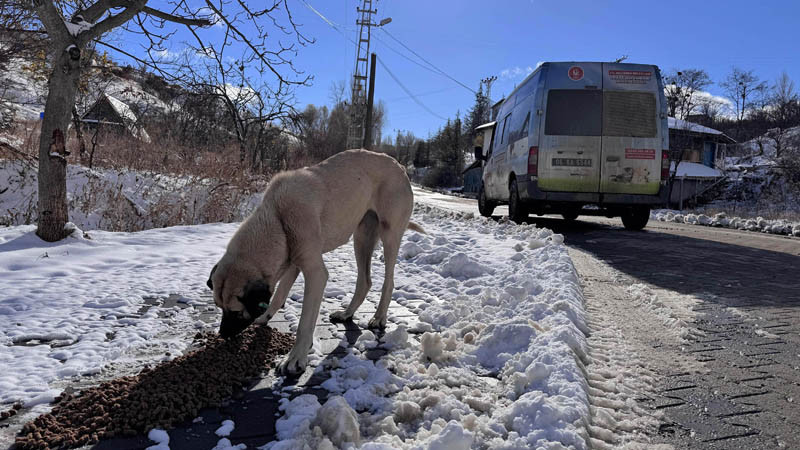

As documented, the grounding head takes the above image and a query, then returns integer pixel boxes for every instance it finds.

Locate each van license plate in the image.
[552,158,592,167]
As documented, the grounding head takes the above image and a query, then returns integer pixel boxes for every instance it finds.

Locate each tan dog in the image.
[207,149,423,375]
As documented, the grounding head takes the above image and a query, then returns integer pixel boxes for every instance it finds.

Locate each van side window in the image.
[520,112,531,138]
[500,113,512,145]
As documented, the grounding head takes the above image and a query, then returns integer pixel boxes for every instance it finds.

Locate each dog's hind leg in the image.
[369,225,401,329]
[330,211,379,322]
[256,265,299,324]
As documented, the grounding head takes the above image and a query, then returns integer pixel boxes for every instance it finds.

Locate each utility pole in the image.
[364,53,377,150]
[481,75,497,105]
[346,1,391,150]
[347,0,376,150]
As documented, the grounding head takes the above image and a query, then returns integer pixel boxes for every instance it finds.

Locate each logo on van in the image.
[568,66,584,81]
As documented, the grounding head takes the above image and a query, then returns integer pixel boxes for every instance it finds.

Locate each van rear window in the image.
[544,90,602,136]
[603,91,657,137]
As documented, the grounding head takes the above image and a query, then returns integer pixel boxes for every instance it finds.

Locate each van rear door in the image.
[599,63,662,195]
[538,62,603,193]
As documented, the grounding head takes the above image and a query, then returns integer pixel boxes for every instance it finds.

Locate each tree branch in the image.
[141,6,211,27]
[76,0,128,24]
[85,1,146,43]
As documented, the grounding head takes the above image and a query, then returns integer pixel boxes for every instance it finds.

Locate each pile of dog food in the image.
[15,325,294,450]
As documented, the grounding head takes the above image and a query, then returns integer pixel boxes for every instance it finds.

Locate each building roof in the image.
[668,117,735,143]
[474,121,496,131]
[81,94,151,143]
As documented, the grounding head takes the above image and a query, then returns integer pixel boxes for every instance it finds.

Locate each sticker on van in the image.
[608,70,652,84]
[624,148,656,160]
[567,66,584,81]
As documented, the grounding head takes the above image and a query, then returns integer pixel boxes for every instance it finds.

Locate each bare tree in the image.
[23,0,310,241]
[720,67,768,140]
[763,72,800,159]
[663,69,712,120]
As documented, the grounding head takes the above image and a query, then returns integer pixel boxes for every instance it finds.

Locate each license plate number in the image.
[552,158,592,167]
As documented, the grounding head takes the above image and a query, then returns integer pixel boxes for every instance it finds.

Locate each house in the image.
[668,117,735,169]
[668,118,736,207]
[80,94,151,142]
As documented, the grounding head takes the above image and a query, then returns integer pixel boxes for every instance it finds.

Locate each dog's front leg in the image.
[277,259,327,376]
[255,265,300,325]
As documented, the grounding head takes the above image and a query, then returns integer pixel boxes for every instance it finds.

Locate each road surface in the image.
[414,187,800,448]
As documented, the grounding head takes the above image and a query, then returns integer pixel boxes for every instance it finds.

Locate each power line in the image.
[380,28,477,95]
[376,55,448,121]
[371,32,443,77]
[299,0,450,122]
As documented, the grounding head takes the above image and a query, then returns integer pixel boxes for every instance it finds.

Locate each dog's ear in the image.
[241,280,272,318]
[207,264,218,290]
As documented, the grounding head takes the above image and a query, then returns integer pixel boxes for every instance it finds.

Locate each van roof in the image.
[501,61,659,106]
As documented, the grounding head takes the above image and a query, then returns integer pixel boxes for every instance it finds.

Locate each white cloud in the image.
[197,7,225,28]
[499,66,534,80]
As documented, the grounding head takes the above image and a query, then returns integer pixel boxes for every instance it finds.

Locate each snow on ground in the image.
[651,209,800,237]
[265,203,591,449]
[1,182,593,448]
[0,222,235,408]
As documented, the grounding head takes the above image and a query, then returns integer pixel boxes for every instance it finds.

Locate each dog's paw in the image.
[367,315,387,329]
[329,310,353,323]
[254,312,272,325]
[277,351,308,377]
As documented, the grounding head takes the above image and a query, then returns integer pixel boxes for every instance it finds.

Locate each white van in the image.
[475,61,670,230]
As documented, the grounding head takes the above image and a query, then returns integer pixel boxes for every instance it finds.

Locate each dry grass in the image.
[1,120,278,232]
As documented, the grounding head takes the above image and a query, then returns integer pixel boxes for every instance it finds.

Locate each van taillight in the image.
[661,150,670,181]
[528,146,539,175]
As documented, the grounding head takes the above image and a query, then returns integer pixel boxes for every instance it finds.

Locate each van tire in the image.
[508,180,528,224]
[562,210,580,221]
[621,207,650,231]
[478,185,496,217]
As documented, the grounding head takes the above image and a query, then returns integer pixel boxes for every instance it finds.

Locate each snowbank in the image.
[267,204,591,449]
[652,209,800,237]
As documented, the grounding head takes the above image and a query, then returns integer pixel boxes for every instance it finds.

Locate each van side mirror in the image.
[474,146,484,161]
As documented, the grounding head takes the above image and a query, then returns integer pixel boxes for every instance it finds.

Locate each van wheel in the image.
[508,180,528,224]
[621,207,650,231]
[478,185,496,217]
[562,210,580,221]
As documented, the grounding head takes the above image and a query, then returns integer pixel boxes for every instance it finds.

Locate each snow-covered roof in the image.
[82,94,151,143]
[475,121,496,131]
[671,161,723,178]
[668,117,735,143]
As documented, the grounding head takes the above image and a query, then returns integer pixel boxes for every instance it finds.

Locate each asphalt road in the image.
[479,204,800,448]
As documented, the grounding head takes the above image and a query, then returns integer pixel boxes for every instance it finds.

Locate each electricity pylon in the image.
[346,0,377,150]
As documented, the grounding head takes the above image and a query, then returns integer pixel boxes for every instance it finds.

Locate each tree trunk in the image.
[37,43,82,242]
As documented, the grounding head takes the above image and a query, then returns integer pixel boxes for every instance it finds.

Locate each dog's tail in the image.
[407,221,426,234]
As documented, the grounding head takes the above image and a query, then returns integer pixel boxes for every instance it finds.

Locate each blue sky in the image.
[285,0,798,139]
[120,0,799,140]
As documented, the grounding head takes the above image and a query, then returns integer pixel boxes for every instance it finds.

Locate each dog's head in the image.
[207,262,272,338]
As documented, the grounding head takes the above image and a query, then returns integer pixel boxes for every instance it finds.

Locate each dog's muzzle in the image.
[219,301,268,339]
